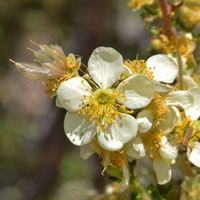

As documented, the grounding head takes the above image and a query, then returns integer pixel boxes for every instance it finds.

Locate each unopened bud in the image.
[151,39,162,51]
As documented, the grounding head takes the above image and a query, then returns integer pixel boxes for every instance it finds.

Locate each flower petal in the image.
[185,87,200,120]
[171,106,181,123]
[80,144,95,160]
[159,136,178,164]
[152,80,172,93]
[117,75,154,109]
[187,142,200,167]
[120,162,130,193]
[97,114,138,151]
[122,65,133,77]
[56,77,91,112]
[137,109,154,134]
[88,47,123,88]
[146,54,178,83]
[133,137,145,157]
[168,54,187,71]
[124,137,145,159]
[159,106,177,134]
[166,91,194,109]
[183,75,197,90]
[64,112,96,146]
[153,158,171,185]
[137,118,152,134]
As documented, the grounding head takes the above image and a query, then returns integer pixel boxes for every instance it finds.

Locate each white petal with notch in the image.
[64,112,96,146]
[147,54,178,83]
[88,47,123,88]
[56,77,91,112]
[117,75,154,109]
[97,114,138,151]
[153,158,171,185]
[166,91,194,109]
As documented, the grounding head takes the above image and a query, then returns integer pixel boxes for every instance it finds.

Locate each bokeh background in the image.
[0,0,151,199]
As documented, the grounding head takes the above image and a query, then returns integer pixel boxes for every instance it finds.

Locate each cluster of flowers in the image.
[12,43,200,192]
[128,0,200,79]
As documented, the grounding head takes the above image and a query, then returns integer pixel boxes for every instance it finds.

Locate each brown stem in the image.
[171,2,183,12]
[159,0,177,38]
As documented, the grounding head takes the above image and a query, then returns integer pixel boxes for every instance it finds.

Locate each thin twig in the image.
[159,0,177,38]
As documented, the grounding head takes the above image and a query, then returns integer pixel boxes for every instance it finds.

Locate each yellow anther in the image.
[149,154,154,160]
[106,130,110,134]
[123,81,129,85]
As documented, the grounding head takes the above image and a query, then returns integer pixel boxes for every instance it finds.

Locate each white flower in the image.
[56,47,154,151]
[124,90,192,185]
[130,90,192,135]
[153,136,178,185]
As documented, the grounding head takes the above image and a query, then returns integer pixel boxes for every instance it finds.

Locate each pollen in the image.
[44,74,69,98]
[78,88,133,133]
[157,29,195,58]
[148,92,170,122]
[124,59,154,80]
[142,130,162,160]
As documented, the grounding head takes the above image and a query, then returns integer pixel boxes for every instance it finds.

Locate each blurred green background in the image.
[0,0,150,199]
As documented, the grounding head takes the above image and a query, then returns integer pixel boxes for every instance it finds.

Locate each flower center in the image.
[97,91,111,105]
[147,92,170,122]
[78,88,133,133]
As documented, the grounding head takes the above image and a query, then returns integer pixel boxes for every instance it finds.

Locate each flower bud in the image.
[106,166,123,180]
[151,39,162,51]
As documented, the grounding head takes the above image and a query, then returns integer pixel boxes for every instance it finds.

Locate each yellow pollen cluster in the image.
[142,131,162,160]
[193,75,200,87]
[175,113,192,144]
[148,92,170,122]
[43,75,69,98]
[109,151,128,170]
[128,0,154,11]
[158,33,195,58]
[65,53,81,70]
[124,59,154,80]
[78,88,133,133]
[185,120,200,148]
[173,112,200,148]
[100,148,128,170]
[180,6,200,28]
